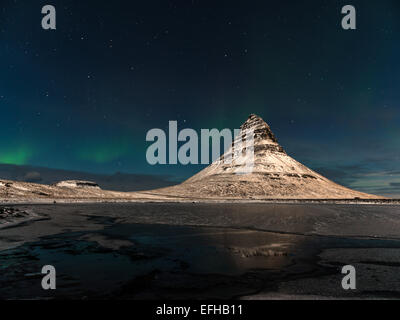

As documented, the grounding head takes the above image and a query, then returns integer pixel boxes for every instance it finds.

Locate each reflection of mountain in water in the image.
[0,223,307,299]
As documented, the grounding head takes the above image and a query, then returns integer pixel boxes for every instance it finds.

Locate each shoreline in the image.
[1,198,400,205]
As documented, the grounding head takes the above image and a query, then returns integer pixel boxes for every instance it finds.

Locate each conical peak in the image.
[240,114,279,144]
[241,114,263,127]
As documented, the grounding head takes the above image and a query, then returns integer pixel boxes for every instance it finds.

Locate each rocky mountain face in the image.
[154,114,381,199]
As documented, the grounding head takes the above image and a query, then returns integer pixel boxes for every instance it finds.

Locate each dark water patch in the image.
[84,215,118,225]
[359,261,400,267]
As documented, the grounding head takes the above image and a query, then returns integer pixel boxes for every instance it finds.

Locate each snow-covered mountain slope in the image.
[153,114,382,199]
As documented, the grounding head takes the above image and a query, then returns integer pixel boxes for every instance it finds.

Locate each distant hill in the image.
[0,164,178,192]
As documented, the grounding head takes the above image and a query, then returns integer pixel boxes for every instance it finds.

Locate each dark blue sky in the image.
[0,0,399,196]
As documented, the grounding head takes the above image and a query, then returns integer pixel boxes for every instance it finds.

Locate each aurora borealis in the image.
[0,0,400,196]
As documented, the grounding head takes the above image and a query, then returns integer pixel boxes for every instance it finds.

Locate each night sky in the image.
[1,0,399,196]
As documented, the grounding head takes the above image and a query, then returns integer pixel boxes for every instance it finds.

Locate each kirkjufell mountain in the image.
[0,114,383,202]
[153,114,380,200]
